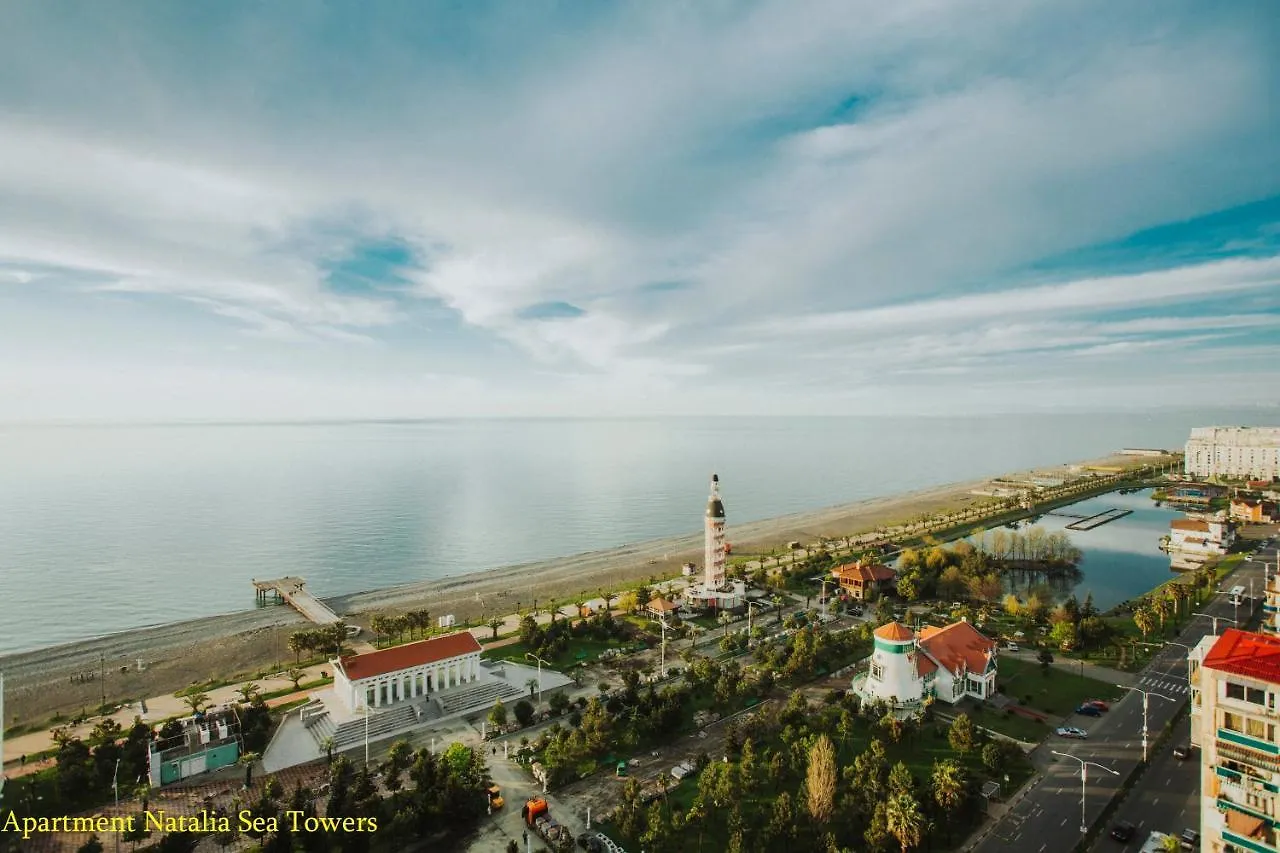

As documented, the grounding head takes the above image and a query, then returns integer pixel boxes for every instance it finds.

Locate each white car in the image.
[1055,726,1088,739]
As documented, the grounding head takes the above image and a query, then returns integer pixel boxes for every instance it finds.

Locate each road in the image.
[972,538,1274,853]
[1089,743,1198,852]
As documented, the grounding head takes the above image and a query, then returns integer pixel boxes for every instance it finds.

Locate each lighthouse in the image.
[704,474,727,590]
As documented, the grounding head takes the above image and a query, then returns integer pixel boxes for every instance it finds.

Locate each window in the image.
[1248,687,1267,706]
[1224,711,1243,732]
[870,662,884,680]
[1227,682,1246,701]
[1247,718,1268,739]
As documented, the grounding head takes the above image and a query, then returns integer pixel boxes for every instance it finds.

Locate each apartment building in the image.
[1186,427,1280,481]
[1190,628,1280,852]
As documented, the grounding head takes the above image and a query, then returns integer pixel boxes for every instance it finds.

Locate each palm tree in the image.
[600,589,616,614]
[320,736,336,764]
[287,633,305,663]
[285,667,306,690]
[239,752,261,790]
[1133,606,1156,639]
[930,760,965,840]
[719,612,733,638]
[526,678,539,699]
[885,791,927,853]
[772,594,784,625]
[236,683,261,704]
[182,690,210,715]
[656,770,673,806]
[574,598,587,619]
[488,618,503,640]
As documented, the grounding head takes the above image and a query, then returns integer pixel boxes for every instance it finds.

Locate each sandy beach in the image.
[0,452,1162,726]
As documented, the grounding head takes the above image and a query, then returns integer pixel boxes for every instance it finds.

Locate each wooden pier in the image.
[1062,508,1132,531]
[252,576,341,626]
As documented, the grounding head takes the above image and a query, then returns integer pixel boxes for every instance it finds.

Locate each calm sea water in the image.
[0,412,1260,653]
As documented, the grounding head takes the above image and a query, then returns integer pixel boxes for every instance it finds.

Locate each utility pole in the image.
[1118,685,1176,762]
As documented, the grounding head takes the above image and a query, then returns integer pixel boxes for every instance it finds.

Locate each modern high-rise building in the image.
[1190,628,1280,852]
[1185,427,1280,481]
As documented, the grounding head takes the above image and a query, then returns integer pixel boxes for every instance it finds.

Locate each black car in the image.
[1109,821,1136,842]
[1173,745,1194,760]
[1076,704,1104,717]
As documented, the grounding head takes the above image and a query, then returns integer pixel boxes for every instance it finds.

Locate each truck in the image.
[1141,831,1175,853]
[487,785,504,811]
[522,798,573,851]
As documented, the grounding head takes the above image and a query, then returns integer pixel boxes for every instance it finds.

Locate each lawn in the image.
[963,702,1052,743]
[480,637,638,670]
[997,657,1123,717]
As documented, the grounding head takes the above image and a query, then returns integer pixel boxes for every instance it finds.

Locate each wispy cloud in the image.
[0,1,1277,419]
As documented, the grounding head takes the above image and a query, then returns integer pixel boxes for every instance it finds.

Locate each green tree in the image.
[285,667,306,690]
[488,699,508,729]
[1037,649,1054,672]
[1133,606,1156,638]
[888,761,914,797]
[885,791,927,853]
[948,714,975,754]
[930,759,966,840]
[513,699,535,727]
[77,836,105,853]
[236,683,261,704]
[181,689,210,715]
[488,617,503,640]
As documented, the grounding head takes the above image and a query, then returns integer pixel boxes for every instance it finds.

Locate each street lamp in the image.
[745,600,763,643]
[1118,685,1176,762]
[1192,612,1238,635]
[525,653,550,705]
[1051,751,1119,835]
[650,617,669,679]
[810,576,834,623]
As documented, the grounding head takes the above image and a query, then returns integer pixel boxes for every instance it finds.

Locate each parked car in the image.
[1179,828,1200,849]
[1056,726,1088,739]
[1082,699,1110,711]
[1172,745,1194,760]
[1076,704,1104,717]
[1109,820,1136,842]
[1007,642,1020,652]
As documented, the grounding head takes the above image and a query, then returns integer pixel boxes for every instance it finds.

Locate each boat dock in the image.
[252,576,341,625]
[1051,507,1133,531]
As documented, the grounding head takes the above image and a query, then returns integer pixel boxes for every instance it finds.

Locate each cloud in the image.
[0,1,1277,419]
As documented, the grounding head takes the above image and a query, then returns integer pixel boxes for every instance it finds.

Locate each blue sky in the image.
[0,1,1278,420]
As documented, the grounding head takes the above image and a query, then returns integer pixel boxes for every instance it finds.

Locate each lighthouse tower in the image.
[862,622,925,708]
[704,474,727,590]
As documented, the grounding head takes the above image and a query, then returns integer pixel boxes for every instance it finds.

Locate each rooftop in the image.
[1202,629,1280,683]
[1171,519,1211,532]
[874,621,915,642]
[833,561,896,583]
[337,631,482,682]
[918,621,997,675]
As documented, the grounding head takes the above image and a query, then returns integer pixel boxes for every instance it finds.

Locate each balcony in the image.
[1220,741,1280,775]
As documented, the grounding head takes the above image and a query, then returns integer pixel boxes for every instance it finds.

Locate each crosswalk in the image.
[1136,674,1189,695]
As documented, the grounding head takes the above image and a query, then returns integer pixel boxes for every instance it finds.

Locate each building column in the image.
[471,657,478,681]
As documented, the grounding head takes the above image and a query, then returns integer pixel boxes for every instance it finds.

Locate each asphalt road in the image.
[1089,742,1199,852]
[973,539,1274,853]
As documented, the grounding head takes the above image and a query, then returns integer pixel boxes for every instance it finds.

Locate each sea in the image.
[0,411,1267,654]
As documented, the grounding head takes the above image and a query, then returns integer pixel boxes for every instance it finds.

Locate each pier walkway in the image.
[1053,507,1132,531]
[252,576,341,625]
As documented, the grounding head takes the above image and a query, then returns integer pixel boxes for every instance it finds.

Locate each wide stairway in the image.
[436,680,522,716]
[303,703,420,751]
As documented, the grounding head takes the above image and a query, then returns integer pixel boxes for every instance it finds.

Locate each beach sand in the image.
[0,452,1164,726]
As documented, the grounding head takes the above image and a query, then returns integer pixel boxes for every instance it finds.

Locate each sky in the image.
[1,1,1278,421]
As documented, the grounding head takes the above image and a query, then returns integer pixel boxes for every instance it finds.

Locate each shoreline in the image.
[0,452,1165,725]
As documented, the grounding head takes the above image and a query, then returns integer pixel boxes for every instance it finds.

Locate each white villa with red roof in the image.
[854,620,998,713]
[332,631,484,713]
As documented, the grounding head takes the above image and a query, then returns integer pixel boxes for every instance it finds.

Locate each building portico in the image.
[332,631,483,714]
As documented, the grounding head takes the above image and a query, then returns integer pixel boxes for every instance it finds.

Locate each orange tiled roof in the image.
[1202,629,1280,683]
[874,621,915,642]
[338,632,481,681]
[915,654,937,677]
[833,561,896,582]
[1171,519,1210,532]
[648,597,678,612]
[918,621,996,675]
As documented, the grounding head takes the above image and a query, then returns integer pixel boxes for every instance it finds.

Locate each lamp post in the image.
[651,617,669,679]
[525,653,549,705]
[1051,751,1119,835]
[809,576,834,623]
[1118,685,1176,763]
[1192,612,1238,635]
[745,600,763,644]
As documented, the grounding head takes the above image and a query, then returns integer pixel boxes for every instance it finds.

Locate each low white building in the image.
[1168,518,1236,557]
[855,620,997,712]
[332,631,483,713]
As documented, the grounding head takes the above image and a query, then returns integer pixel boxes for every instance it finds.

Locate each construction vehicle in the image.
[487,785,504,810]
[522,798,573,850]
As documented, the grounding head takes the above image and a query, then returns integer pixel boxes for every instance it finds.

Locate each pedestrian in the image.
[19,755,25,767]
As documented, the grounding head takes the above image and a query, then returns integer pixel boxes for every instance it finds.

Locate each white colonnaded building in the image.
[855,620,998,713]
[1185,426,1280,481]
[684,474,747,612]
[332,631,484,713]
